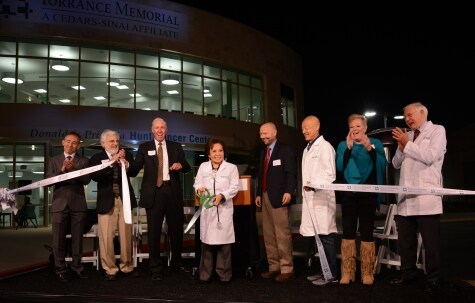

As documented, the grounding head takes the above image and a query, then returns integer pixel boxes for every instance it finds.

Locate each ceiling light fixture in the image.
[364,111,376,117]
[204,93,212,98]
[161,74,179,85]
[107,78,120,86]
[203,86,210,93]
[1,72,24,84]
[51,60,70,71]
[8,171,23,178]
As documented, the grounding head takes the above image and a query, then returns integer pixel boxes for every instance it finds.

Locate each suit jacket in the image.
[128,140,191,208]
[46,153,91,212]
[89,150,138,214]
[256,140,297,208]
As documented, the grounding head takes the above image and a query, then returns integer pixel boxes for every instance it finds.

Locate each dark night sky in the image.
[169,2,473,146]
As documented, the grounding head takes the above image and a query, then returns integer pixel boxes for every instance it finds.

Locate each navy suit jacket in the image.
[128,140,191,209]
[256,140,297,208]
[89,150,138,214]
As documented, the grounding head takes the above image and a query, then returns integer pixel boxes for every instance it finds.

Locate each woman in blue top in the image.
[336,114,386,286]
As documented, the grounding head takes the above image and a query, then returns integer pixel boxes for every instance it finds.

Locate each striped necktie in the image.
[112,155,120,197]
[156,142,163,187]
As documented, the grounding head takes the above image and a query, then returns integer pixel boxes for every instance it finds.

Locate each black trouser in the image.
[395,214,441,282]
[147,185,184,274]
[340,192,377,242]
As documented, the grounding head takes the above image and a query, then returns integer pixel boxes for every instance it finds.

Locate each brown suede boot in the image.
[339,239,356,285]
[360,241,375,285]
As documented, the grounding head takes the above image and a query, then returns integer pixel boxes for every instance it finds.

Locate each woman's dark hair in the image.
[206,138,226,155]
[64,131,82,141]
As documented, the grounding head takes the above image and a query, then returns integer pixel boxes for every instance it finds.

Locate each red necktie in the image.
[413,129,420,141]
[262,147,271,192]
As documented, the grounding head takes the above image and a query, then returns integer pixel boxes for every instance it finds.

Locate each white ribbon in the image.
[0,159,132,224]
[308,183,475,196]
[303,190,333,281]
[184,204,202,234]
[119,159,132,224]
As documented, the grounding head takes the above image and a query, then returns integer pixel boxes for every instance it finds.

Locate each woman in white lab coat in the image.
[193,138,240,284]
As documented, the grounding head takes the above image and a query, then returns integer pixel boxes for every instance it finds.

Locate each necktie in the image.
[112,162,120,197]
[413,129,420,141]
[262,147,271,192]
[64,156,72,172]
[156,142,163,187]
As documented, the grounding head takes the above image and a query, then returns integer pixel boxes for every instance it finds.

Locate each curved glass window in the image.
[0,39,264,124]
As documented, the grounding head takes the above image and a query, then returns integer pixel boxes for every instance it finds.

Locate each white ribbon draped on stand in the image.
[0,158,132,224]
[303,190,333,281]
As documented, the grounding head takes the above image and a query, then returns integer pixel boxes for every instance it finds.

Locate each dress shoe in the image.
[275,272,295,283]
[260,271,280,279]
[424,281,440,294]
[307,273,322,281]
[311,275,338,286]
[104,274,116,281]
[151,273,163,281]
[389,276,417,286]
[122,271,140,278]
[56,273,71,282]
[74,271,88,279]
[171,264,190,273]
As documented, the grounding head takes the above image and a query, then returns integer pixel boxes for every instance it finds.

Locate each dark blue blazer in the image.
[256,140,297,208]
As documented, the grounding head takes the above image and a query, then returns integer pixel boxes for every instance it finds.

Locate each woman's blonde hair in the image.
[347,114,367,127]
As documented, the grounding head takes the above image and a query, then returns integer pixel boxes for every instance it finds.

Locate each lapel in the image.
[164,140,173,164]
[150,140,159,166]
[101,150,109,160]
[270,140,279,162]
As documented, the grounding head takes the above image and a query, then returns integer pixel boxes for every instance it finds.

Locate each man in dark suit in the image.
[128,117,191,281]
[46,131,91,282]
[89,129,138,281]
[255,122,298,283]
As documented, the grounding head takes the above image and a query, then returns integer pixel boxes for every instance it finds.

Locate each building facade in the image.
[0,0,305,226]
